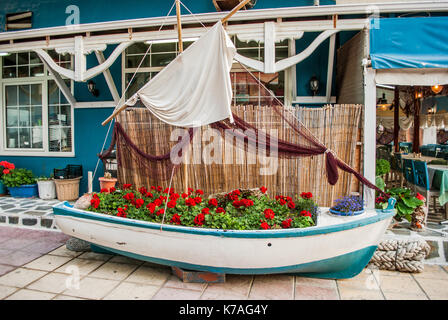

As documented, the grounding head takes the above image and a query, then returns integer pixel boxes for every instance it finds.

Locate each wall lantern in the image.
[376,93,392,110]
[431,85,443,94]
[87,80,99,97]
[309,75,319,96]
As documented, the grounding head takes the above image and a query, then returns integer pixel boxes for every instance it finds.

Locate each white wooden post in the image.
[363,66,376,209]
[88,171,93,193]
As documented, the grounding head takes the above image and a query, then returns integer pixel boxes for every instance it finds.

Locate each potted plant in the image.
[375,187,424,223]
[36,175,56,200]
[99,171,117,191]
[329,195,365,216]
[1,168,38,198]
[0,161,15,196]
[375,159,391,191]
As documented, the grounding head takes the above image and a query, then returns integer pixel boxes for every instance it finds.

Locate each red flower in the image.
[171,213,181,225]
[208,198,218,207]
[181,193,188,199]
[123,192,135,201]
[260,222,270,230]
[287,201,295,209]
[0,161,14,170]
[90,198,100,209]
[286,196,292,202]
[164,187,174,194]
[2,169,10,175]
[264,208,275,220]
[416,193,426,202]
[150,186,156,190]
[300,192,313,199]
[233,200,242,209]
[282,218,292,229]
[232,189,241,196]
[216,207,226,213]
[186,198,196,206]
[122,184,132,190]
[145,192,153,198]
[110,187,116,193]
[146,203,156,214]
[202,207,210,215]
[117,207,127,218]
[196,189,204,195]
[279,198,287,205]
[135,198,145,208]
[167,200,177,208]
[169,193,180,201]
[157,186,162,192]
[100,188,109,193]
[138,187,147,194]
[156,208,165,216]
[188,187,194,193]
[375,196,386,204]
[260,186,267,194]
[300,210,312,217]
[194,197,202,204]
[194,213,205,226]
[153,199,162,207]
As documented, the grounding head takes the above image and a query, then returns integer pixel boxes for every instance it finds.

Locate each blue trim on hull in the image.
[90,243,378,279]
[53,202,394,239]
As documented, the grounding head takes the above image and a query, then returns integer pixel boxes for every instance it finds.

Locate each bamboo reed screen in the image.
[116,104,362,207]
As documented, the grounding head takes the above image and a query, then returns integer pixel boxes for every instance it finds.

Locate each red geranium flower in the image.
[216,207,226,214]
[260,186,267,194]
[138,187,147,194]
[2,169,10,175]
[181,193,188,199]
[196,189,204,195]
[279,198,287,205]
[167,200,177,208]
[287,201,295,209]
[135,198,145,208]
[122,184,132,190]
[169,193,180,201]
[300,210,312,217]
[208,198,218,207]
[145,192,153,198]
[90,198,100,209]
[185,198,196,206]
[264,208,275,220]
[194,213,205,226]
[260,222,270,230]
[300,192,313,199]
[282,218,292,229]
[146,203,156,214]
[416,193,426,202]
[123,192,135,201]
[157,186,162,192]
[117,207,127,218]
[170,213,181,225]
[194,197,202,204]
[100,188,109,193]
[153,198,162,207]
[156,208,165,216]
[233,200,242,209]
[202,207,210,215]
[110,187,116,193]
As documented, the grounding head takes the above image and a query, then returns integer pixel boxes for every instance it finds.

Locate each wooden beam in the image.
[393,87,400,153]
[95,51,120,103]
[221,0,252,24]
[363,67,376,209]
[176,0,183,53]
[102,103,127,126]
[326,34,336,103]
[413,87,421,153]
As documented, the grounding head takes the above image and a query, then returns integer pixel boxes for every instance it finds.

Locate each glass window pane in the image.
[30,64,44,77]
[48,80,59,104]
[3,53,16,66]
[19,85,31,105]
[125,72,151,99]
[6,128,18,148]
[127,42,149,55]
[126,54,150,68]
[60,105,71,125]
[19,107,31,127]
[31,106,42,126]
[151,42,176,53]
[60,127,72,152]
[18,66,29,77]
[151,53,176,67]
[31,84,42,105]
[6,108,18,127]
[31,127,43,149]
[3,67,16,78]
[17,52,29,65]
[237,48,260,61]
[5,86,18,106]
[49,126,61,152]
[19,127,32,148]
[29,52,41,64]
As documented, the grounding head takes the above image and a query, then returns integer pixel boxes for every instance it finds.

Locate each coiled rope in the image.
[368,239,431,273]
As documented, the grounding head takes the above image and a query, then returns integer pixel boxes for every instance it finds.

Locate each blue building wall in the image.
[0,0,342,194]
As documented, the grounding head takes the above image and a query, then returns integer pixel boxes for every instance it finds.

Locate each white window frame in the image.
[0,53,75,157]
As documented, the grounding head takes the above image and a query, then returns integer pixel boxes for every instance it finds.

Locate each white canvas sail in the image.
[125,21,235,127]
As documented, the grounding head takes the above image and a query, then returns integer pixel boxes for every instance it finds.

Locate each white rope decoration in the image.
[368,239,431,273]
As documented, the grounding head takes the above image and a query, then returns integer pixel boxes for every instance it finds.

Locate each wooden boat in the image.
[53,200,395,279]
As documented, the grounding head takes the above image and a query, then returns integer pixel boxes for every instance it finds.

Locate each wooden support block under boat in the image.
[171,266,226,283]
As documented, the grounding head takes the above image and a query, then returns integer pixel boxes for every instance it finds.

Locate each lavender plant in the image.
[330,196,364,213]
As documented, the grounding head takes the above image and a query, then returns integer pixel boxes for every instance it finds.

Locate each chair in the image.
[403,158,415,186]
[412,160,444,224]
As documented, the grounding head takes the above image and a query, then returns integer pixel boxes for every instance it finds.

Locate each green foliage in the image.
[87,186,318,231]
[375,176,386,192]
[376,159,391,176]
[1,168,36,187]
[377,187,423,222]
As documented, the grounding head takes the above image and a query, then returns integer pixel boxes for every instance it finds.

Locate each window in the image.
[1,51,74,156]
[231,37,288,105]
[122,36,291,106]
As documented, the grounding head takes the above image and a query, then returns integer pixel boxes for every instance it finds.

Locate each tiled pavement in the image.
[1,225,448,300]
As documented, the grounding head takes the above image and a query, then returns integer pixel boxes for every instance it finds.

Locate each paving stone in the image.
[419,228,445,237]
[426,222,446,230]
[22,218,38,226]
[0,205,15,210]
[41,218,54,228]
[5,288,56,300]
[19,201,38,207]
[8,216,18,224]
[4,209,24,214]
[0,215,6,223]
[66,237,91,252]
[426,241,440,260]
[35,206,53,211]
[390,229,411,235]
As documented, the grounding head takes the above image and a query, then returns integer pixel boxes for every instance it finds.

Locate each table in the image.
[401,154,438,163]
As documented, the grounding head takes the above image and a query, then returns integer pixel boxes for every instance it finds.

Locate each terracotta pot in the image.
[99,177,117,191]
